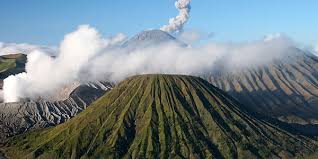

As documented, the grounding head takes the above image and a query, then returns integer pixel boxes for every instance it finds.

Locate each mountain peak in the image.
[122,30,186,49]
[4,74,317,159]
[131,30,176,41]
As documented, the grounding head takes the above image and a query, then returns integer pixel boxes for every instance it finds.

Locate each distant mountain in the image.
[0,81,112,143]
[123,30,318,125]
[0,54,27,90]
[2,75,317,159]
[205,52,318,125]
[0,54,26,78]
[1,30,318,146]
[122,30,186,49]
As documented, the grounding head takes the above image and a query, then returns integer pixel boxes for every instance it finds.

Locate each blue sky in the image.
[0,0,317,45]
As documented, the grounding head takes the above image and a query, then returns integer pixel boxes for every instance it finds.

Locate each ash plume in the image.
[160,0,192,33]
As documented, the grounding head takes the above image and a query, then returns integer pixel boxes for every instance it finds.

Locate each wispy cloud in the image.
[0,42,57,56]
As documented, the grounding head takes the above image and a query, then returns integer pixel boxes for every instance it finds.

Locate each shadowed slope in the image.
[3,75,317,159]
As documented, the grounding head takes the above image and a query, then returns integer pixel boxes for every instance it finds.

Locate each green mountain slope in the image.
[3,75,317,159]
[0,54,27,90]
[0,54,26,78]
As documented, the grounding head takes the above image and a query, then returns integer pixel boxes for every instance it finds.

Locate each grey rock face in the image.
[204,53,318,124]
[0,82,112,143]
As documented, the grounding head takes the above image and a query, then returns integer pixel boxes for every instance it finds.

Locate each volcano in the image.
[122,30,186,49]
[122,30,318,125]
[3,75,317,159]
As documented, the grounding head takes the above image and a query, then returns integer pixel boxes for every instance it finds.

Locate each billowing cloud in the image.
[3,25,126,102]
[3,25,301,103]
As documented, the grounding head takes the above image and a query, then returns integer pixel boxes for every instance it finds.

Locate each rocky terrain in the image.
[0,81,112,143]
[2,75,317,159]
[4,31,318,127]
[205,52,318,124]
[0,53,113,143]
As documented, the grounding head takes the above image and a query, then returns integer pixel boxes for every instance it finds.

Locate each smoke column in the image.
[160,0,192,33]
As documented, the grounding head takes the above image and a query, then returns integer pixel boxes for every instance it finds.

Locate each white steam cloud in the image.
[160,0,191,33]
[3,24,300,103]
[3,25,126,102]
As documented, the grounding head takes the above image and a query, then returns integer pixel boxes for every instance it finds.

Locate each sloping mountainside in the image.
[122,30,186,49]
[0,82,112,144]
[0,54,27,89]
[205,53,318,124]
[3,75,317,159]
[122,30,318,125]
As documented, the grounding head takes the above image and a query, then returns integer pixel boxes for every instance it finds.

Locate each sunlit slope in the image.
[206,53,318,124]
[4,75,317,159]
